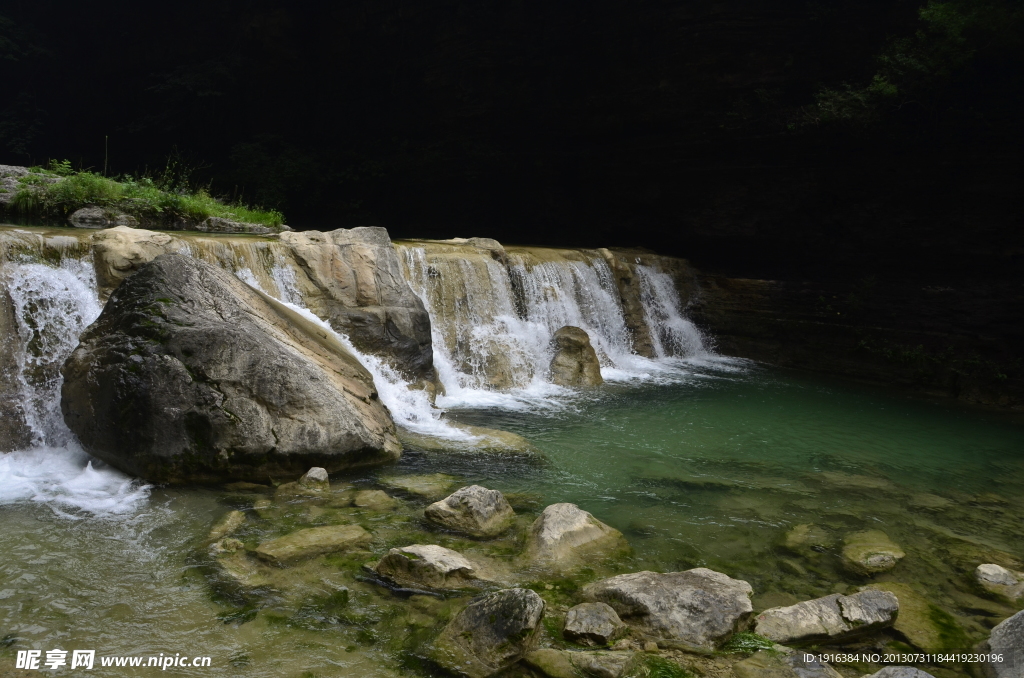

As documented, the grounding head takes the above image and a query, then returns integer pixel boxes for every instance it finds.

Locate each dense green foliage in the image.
[9,161,284,227]
[812,0,1023,128]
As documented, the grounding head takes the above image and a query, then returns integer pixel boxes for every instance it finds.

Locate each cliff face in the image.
[690,275,1024,410]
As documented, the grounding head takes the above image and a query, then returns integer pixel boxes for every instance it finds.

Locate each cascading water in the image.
[0,257,149,514]
[635,265,709,359]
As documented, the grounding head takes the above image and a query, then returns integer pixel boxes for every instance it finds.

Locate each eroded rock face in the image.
[374,544,482,590]
[61,254,401,483]
[429,588,545,678]
[280,227,436,386]
[549,326,603,387]
[753,590,899,644]
[841,530,905,575]
[425,485,516,538]
[526,503,628,568]
[563,602,628,646]
[90,226,179,297]
[255,524,372,566]
[980,609,1024,678]
[583,568,753,650]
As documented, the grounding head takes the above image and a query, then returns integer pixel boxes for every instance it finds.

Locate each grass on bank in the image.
[8,160,284,228]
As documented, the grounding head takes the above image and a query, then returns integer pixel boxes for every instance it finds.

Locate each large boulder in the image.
[61,254,402,483]
[549,326,603,387]
[424,485,516,538]
[841,530,905,575]
[279,227,436,387]
[582,568,753,650]
[753,590,899,645]
[429,588,545,678]
[979,609,1023,678]
[525,503,628,568]
[373,544,485,591]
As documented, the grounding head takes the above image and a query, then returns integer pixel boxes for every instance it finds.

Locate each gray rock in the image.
[89,226,179,297]
[979,609,1024,678]
[583,568,753,650]
[425,485,516,538]
[298,467,330,490]
[564,602,628,646]
[429,588,545,678]
[549,326,604,387]
[864,668,936,678]
[526,503,628,568]
[568,651,639,678]
[523,649,578,678]
[206,510,246,544]
[733,650,843,678]
[68,206,139,229]
[61,254,402,483]
[374,544,483,590]
[976,564,1024,601]
[753,590,899,644]
[380,473,459,499]
[196,216,288,235]
[255,524,372,566]
[353,489,398,510]
[280,227,437,388]
[841,530,905,575]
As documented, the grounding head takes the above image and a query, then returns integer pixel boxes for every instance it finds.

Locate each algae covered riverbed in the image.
[1,359,1022,677]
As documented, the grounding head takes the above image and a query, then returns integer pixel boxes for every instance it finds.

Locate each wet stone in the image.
[380,473,459,499]
[298,467,329,491]
[841,530,905,575]
[206,510,246,543]
[353,489,398,510]
[563,602,628,646]
[976,563,1024,600]
[732,650,843,678]
[526,503,629,568]
[373,544,483,591]
[753,590,899,645]
[864,668,937,678]
[425,485,516,538]
[979,609,1024,678]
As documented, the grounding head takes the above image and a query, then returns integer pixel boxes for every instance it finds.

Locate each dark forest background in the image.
[1,0,1021,282]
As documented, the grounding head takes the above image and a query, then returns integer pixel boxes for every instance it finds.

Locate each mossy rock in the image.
[864,583,970,652]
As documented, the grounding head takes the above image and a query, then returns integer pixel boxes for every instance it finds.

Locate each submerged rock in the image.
[525,503,628,568]
[429,588,545,678]
[976,563,1024,600]
[380,473,459,499]
[398,424,541,456]
[68,206,139,229]
[425,485,516,538]
[563,602,628,646]
[299,467,330,490]
[841,530,905,575]
[783,524,834,557]
[548,326,604,387]
[732,650,843,678]
[979,609,1024,678]
[61,255,401,483]
[864,668,936,678]
[583,568,753,650]
[864,582,966,652]
[353,489,399,510]
[753,590,899,644]
[254,524,372,566]
[206,510,246,544]
[373,544,485,590]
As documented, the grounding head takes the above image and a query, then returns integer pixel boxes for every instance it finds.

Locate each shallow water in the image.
[2,359,1022,676]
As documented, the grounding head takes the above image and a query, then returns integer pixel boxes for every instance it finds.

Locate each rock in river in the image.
[976,564,1024,601]
[563,602,628,646]
[548,326,604,387]
[525,503,628,568]
[753,589,899,644]
[374,544,485,591]
[61,254,402,483]
[841,530,905,575]
[255,524,371,566]
[583,568,753,650]
[429,588,545,678]
[979,609,1023,678]
[425,485,516,538]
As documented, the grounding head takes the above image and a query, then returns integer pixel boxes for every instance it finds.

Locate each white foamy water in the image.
[1,258,151,516]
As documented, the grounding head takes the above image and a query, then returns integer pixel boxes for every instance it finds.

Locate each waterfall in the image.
[398,243,709,405]
[0,256,149,515]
